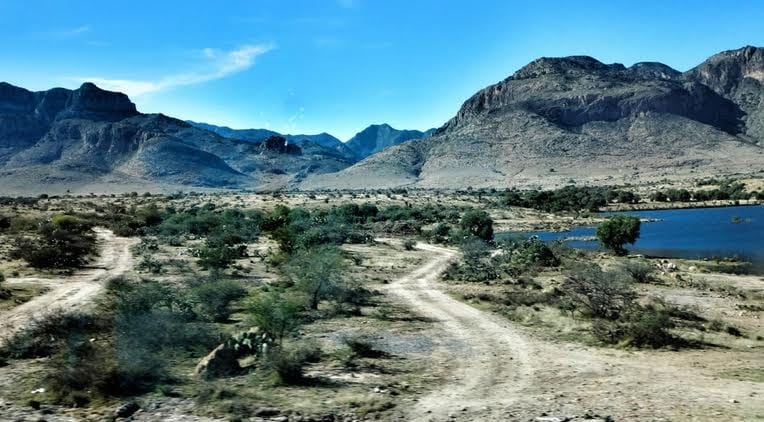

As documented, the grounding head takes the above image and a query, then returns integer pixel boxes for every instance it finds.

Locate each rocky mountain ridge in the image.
[0,83,352,193]
[303,46,764,190]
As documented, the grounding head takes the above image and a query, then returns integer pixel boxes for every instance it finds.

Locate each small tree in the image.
[596,215,640,255]
[248,290,303,345]
[459,209,494,241]
[284,246,347,310]
[561,264,636,320]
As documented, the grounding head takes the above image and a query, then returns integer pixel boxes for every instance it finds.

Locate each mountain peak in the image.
[513,55,625,79]
[346,123,429,159]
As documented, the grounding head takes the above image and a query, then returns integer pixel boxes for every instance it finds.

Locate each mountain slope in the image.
[186,121,356,161]
[345,123,434,159]
[303,47,764,190]
[0,83,353,194]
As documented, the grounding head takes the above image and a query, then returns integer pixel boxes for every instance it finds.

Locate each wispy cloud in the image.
[72,44,275,96]
[38,25,91,40]
[64,25,91,35]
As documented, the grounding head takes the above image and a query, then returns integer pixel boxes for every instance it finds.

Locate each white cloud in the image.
[72,44,275,97]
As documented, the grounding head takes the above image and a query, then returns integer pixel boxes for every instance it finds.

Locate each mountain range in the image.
[186,121,433,161]
[304,46,764,190]
[1,46,763,193]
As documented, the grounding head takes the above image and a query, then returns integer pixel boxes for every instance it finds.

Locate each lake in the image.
[501,205,764,273]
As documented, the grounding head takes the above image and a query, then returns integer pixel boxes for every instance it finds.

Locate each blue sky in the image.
[1,0,763,140]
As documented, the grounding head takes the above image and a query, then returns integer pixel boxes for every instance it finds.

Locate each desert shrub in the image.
[0,272,9,300]
[342,335,386,358]
[561,264,636,319]
[502,186,639,212]
[10,214,97,269]
[622,259,656,283]
[495,237,560,277]
[592,305,677,348]
[0,312,100,359]
[596,215,640,255]
[0,215,10,231]
[46,335,167,402]
[622,306,675,347]
[442,260,498,283]
[137,256,164,274]
[195,239,246,271]
[403,239,416,251]
[248,290,303,344]
[459,209,494,241]
[284,245,349,310]
[191,280,247,322]
[429,223,452,243]
[264,343,321,385]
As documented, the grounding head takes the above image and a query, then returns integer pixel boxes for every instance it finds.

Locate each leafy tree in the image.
[248,290,303,344]
[459,209,494,241]
[284,246,348,310]
[596,215,640,255]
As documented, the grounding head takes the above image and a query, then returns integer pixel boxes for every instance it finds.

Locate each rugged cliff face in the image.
[303,46,764,190]
[685,46,764,142]
[0,83,353,193]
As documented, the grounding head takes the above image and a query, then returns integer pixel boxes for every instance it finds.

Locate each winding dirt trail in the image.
[385,242,763,421]
[0,228,136,348]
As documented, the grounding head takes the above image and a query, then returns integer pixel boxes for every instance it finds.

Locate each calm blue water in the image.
[503,205,764,272]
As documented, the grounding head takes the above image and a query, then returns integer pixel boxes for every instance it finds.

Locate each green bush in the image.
[284,246,349,310]
[502,186,640,212]
[248,290,303,344]
[596,215,641,255]
[622,260,655,283]
[0,312,100,359]
[11,214,97,269]
[264,343,321,385]
[192,281,247,322]
[592,305,677,348]
[460,209,494,241]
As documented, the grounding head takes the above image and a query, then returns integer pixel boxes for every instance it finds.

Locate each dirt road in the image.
[0,228,136,348]
[386,242,763,421]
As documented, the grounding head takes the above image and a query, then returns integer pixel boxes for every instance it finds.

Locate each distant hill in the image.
[303,46,764,190]
[0,83,353,194]
[186,121,356,161]
[345,123,435,159]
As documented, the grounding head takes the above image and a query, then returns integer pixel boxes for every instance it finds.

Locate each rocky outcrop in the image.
[258,135,301,155]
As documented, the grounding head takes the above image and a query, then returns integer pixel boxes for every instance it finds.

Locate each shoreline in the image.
[602,199,761,212]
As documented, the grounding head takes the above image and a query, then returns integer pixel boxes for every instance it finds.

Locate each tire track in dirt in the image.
[384,241,764,421]
[0,228,136,348]
[383,242,535,421]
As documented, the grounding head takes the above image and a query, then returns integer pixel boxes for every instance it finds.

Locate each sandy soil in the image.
[383,242,763,421]
[0,228,137,348]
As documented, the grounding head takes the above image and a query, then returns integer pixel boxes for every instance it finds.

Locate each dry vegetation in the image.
[0,187,761,421]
